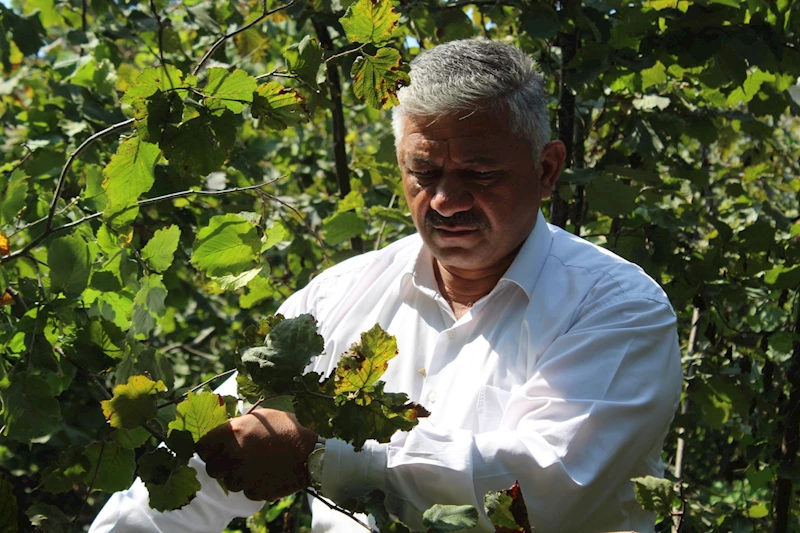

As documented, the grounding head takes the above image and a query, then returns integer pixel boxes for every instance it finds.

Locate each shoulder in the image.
[279,233,423,318]
[543,223,674,318]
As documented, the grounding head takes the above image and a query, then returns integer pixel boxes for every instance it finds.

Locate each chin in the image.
[429,246,493,270]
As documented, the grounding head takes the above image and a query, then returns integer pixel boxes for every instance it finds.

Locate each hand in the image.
[195,408,318,501]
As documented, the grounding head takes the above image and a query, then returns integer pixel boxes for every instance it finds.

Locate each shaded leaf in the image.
[48,235,91,297]
[147,463,200,512]
[631,475,676,516]
[0,473,18,533]
[82,441,136,493]
[1,373,60,442]
[111,427,151,449]
[40,445,90,494]
[421,504,479,532]
[162,110,236,176]
[285,36,324,91]
[0,169,27,225]
[131,274,168,339]
[240,314,324,396]
[585,176,639,218]
[101,375,167,429]
[324,211,366,245]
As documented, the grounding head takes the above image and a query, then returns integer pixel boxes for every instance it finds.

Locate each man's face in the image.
[397,108,557,272]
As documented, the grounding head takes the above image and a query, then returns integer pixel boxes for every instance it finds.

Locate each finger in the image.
[194,439,223,462]
[204,456,234,480]
[243,487,266,502]
[224,474,244,493]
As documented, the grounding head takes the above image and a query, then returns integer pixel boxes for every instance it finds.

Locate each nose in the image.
[429,173,473,218]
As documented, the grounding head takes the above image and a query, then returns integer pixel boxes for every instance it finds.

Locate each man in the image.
[90,39,682,533]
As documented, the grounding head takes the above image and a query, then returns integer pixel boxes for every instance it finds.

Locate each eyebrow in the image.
[460,156,500,166]
[406,155,438,167]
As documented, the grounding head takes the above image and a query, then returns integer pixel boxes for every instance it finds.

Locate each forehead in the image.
[398,109,527,161]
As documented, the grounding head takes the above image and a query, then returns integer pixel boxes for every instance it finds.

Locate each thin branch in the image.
[157,368,237,409]
[5,145,34,177]
[374,193,396,251]
[305,488,377,532]
[325,43,366,64]
[192,0,297,76]
[46,118,135,233]
[149,0,166,66]
[246,397,266,415]
[81,0,88,33]
[73,437,106,530]
[256,190,331,265]
[1,177,282,265]
[254,70,297,81]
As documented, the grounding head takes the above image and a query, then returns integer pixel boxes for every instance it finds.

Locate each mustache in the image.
[424,210,488,230]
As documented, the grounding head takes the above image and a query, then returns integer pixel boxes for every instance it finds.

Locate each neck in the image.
[433,252,518,319]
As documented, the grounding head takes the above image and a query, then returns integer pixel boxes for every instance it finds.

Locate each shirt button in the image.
[428,392,437,403]
[447,330,456,340]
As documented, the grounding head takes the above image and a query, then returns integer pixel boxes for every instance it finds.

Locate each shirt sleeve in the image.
[320,295,683,532]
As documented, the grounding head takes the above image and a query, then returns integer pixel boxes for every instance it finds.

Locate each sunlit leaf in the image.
[102,138,161,229]
[168,391,229,443]
[324,211,366,245]
[334,323,398,397]
[340,0,400,45]
[284,36,324,91]
[141,225,181,273]
[0,169,27,225]
[421,504,479,532]
[203,68,257,113]
[351,48,409,110]
[191,214,261,277]
[101,375,167,430]
[251,82,309,130]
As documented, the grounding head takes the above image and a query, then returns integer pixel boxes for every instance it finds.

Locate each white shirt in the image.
[90,211,682,533]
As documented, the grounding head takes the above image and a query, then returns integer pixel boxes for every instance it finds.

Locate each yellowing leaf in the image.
[251,82,309,130]
[334,324,398,397]
[101,375,167,429]
[351,48,409,110]
[102,138,161,230]
[0,232,9,256]
[640,61,667,90]
[203,68,257,113]
[168,392,229,442]
[340,0,400,45]
[141,225,181,273]
[191,214,261,277]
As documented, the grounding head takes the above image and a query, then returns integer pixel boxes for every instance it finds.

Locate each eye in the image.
[409,169,438,182]
[470,170,498,182]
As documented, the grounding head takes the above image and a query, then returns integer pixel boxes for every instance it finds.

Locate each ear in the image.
[538,140,567,199]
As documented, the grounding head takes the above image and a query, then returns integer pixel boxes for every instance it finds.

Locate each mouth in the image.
[431,226,480,238]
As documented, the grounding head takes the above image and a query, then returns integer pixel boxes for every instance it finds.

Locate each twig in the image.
[72,437,106,530]
[246,397,267,415]
[5,145,34,177]
[325,43,366,64]
[149,0,166,66]
[1,177,282,265]
[157,368,237,409]
[23,253,47,372]
[81,0,87,33]
[305,488,377,532]
[374,194,396,251]
[4,287,28,312]
[10,197,80,239]
[255,190,331,265]
[192,0,296,76]
[46,118,135,233]
[254,70,297,81]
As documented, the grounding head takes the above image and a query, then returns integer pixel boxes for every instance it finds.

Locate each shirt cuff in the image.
[321,438,388,503]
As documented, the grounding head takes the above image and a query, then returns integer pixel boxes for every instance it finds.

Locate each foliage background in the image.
[0,0,799,531]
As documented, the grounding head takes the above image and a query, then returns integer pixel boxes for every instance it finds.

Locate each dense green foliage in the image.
[0,0,799,531]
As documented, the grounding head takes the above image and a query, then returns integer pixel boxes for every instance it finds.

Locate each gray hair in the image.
[392,39,551,159]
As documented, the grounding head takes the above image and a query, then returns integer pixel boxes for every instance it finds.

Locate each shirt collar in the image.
[405,210,553,300]
[500,210,553,299]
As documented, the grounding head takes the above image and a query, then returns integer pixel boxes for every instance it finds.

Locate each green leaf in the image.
[239,276,275,309]
[191,214,261,277]
[262,220,291,251]
[111,427,151,449]
[141,225,181,273]
[293,373,337,439]
[324,211,366,245]
[25,502,70,533]
[641,61,667,90]
[1,373,61,442]
[101,375,167,429]
[138,448,201,512]
[334,323,398,397]
[421,504,479,532]
[585,176,639,218]
[747,503,769,519]
[251,82,309,130]
[351,48,409,110]
[162,111,236,177]
[763,264,800,289]
[520,4,559,39]
[212,266,266,291]
[123,65,187,100]
[165,429,197,462]
[203,68,257,113]
[168,391,229,443]
[285,36,324,91]
[631,475,676,516]
[48,234,91,297]
[240,314,324,396]
[0,473,19,533]
[82,441,136,493]
[102,138,161,230]
[340,0,400,45]
[131,91,183,144]
[149,463,201,512]
[131,274,168,339]
[483,491,517,529]
[1,168,27,225]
